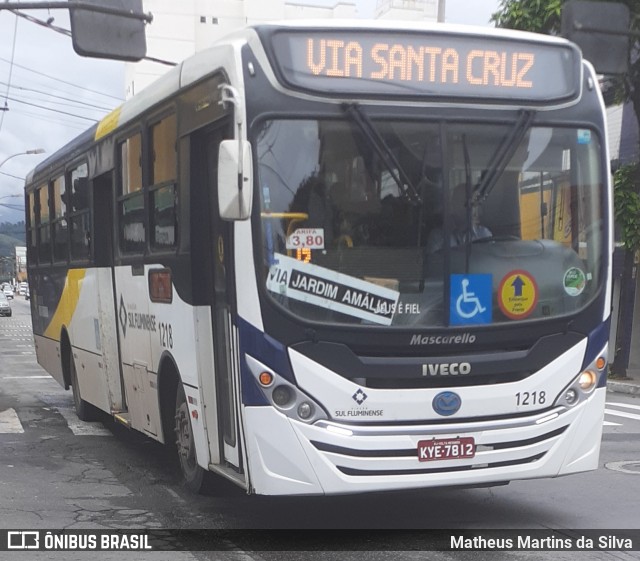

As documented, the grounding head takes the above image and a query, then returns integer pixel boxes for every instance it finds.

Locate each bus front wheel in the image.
[175,383,207,492]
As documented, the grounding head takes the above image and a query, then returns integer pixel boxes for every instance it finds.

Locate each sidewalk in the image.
[607,375,640,395]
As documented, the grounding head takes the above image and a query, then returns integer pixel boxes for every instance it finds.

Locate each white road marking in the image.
[604,408,640,422]
[55,407,112,436]
[606,402,640,411]
[2,375,50,379]
[0,406,111,436]
[0,408,24,433]
[604,420,622,426]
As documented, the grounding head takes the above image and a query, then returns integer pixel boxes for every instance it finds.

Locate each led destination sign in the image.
[268,30,581,103]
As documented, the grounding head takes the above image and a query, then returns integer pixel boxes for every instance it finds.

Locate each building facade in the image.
[15,246,26,283]
[125,0,444,98]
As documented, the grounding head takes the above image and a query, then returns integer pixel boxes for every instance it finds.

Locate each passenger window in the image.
[52,175,68,262]
[150,113,177,249]
[118,132,145,253]
[37,184,51,263]
[69,163,91,261]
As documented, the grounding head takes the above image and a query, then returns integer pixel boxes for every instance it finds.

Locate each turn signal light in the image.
[258,371,274,386]
[596,356,606,371]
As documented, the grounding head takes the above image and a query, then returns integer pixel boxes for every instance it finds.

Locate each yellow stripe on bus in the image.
[44,269,86,340]
[95,106,122,140]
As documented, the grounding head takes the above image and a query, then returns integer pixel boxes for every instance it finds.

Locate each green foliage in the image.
[0,233,25,257]
[492,1,640,250]
[0,221,25,235]
[491,0,563,32]
[614,163,640,250]
[0,221,25,257]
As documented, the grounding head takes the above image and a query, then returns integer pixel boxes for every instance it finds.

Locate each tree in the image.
[492,0,640,376]
[491,0,562,32]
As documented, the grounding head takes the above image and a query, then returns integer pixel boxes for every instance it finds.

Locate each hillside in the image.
[0,233,25,256]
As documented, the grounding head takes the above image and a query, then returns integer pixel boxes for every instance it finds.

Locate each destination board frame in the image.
[257,26,582,105]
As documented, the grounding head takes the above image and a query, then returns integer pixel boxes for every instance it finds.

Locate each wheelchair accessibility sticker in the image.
[450,274,492,325]
[498,270,538,319]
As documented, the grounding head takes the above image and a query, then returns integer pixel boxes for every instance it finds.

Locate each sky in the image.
[0,0,500,223]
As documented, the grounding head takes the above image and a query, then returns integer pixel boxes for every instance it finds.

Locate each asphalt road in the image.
[1,296,640,560]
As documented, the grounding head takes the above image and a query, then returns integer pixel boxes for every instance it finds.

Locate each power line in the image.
[5,88,110,116]
[0,203,24,211]
[0,171,25,181]
[4,95,98,122]
[9,7,71,38]
[0,56,123,102]
[9,9,177,67]
[9,108,90,130]
[0,13,19,133]
[0,80,114,111]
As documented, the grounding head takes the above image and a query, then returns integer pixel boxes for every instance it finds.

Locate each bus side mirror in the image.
[218,140,253,221]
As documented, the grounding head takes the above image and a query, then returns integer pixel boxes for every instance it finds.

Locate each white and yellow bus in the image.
[25,21,612,495]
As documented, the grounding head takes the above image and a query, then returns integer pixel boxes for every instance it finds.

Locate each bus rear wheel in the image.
[175,383,207,493]
[69,353,98,422]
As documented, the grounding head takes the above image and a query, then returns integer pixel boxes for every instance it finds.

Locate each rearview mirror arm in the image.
[219,84,247,217]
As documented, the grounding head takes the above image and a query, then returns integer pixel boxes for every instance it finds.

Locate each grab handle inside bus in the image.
[218,139,253,220]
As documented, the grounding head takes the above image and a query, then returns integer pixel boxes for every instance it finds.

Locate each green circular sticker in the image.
[563,267,586,296]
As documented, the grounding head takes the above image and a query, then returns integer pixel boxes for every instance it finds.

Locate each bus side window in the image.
[52,175,68,263]
[150,113,178,250]
[117,132,145,254]
[37,183,51,264]
[69,163,91,261]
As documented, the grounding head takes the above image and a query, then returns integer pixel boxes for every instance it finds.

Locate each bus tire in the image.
[69,352,99,422]
[175,382,207,493]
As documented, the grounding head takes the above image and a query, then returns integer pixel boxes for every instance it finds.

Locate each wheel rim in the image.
[70,359,82,411]
[175,398,198,476]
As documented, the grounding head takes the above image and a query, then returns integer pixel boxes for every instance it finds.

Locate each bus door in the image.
[193,125,242,471]
[92,171,125,413]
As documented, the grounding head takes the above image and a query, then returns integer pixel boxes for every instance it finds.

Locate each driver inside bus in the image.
[427,182,492,252]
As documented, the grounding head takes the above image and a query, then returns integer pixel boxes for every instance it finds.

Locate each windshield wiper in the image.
[342,103,422,204]
[475,109,535,202]
[462,133,473,273]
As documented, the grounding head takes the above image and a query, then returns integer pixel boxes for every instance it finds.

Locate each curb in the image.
[606,380,640,396]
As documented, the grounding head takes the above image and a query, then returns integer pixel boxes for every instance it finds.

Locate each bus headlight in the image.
[245,354,328,424]
[578,370,597,391]
[272,385,293,407]
[554,350,607,408]
[564,389,578,405]
[297,401,314,420]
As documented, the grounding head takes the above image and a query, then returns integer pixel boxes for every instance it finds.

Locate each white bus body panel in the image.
[33,335,63,387]
[242,338,605,495]
[68,268,123,412]
[34,268,122,411]
[289,341,586,420]
[113,265,212,460]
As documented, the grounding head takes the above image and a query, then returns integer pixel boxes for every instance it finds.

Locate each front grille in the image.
[336,452,546,477]
[299,420,569,479]
[365,370,532,388]
[310,425,567,459]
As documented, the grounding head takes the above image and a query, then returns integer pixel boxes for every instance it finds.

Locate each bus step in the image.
[113,412,131,428]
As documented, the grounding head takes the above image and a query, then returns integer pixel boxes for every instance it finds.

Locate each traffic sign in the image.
[450,274,492,325]
[498,270,538,320]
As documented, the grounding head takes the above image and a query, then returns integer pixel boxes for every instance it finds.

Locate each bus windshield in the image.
[256,117,603,328]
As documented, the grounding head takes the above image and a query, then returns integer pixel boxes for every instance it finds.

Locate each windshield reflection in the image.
[256,118,603,328]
